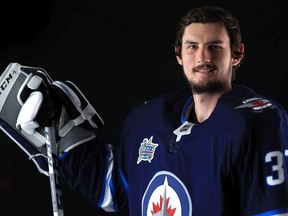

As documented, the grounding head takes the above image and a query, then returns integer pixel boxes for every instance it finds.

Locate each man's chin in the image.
[190,82,226,94]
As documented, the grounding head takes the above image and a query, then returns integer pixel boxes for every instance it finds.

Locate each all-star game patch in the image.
[137,136,158,164]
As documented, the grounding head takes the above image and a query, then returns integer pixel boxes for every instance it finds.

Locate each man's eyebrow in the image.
[207,40,224,44]
[184,40,197,45]
[183,40,224,45]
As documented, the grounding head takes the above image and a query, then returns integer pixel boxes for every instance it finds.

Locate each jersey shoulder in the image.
[123,87,191,129]
[219,85,288,126]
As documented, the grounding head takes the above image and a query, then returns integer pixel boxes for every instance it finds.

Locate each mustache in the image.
[193,63,217,71]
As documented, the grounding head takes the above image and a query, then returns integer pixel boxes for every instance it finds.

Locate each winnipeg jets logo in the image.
[137,136,158,164]
[150,177,176,215]
[142,171,192,216]
[235,97,273,111]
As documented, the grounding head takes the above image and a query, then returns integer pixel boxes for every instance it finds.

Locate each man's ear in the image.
[232,43,244,66]
[175,46,183,65]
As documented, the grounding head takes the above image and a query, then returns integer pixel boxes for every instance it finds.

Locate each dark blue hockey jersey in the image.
[60,85,288,216]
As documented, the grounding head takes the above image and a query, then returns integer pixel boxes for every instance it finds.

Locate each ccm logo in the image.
[0,69,17,95]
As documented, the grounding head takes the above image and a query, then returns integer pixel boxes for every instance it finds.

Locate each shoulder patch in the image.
[235,97,273,111]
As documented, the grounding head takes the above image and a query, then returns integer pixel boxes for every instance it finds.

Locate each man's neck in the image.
[191,89,229,123]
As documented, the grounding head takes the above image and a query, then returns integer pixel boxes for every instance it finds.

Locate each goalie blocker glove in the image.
[0,63,104,176]
[51,80,105,158]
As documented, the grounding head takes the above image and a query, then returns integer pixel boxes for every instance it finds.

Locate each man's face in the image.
[176,22,240,94]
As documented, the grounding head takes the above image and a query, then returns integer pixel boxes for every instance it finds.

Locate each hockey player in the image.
[2,5,288,216]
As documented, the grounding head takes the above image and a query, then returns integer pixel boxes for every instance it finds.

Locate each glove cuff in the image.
[57,126,96,155]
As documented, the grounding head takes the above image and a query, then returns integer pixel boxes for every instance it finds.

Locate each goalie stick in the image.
[45,124,64,216]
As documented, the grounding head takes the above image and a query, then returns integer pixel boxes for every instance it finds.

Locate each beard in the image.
[188,79,227,94]
[182,63,230,94]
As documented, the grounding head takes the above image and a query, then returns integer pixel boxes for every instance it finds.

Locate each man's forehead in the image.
[183,23,229,43]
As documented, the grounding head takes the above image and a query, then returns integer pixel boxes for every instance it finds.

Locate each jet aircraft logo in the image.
[235,97,273,111]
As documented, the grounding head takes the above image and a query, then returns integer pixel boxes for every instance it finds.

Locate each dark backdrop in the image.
[0,0,287,215]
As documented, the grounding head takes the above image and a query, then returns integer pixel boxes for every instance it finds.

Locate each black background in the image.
[0,0,287,215]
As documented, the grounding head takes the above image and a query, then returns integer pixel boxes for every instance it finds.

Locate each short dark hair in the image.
[174,5,244,81]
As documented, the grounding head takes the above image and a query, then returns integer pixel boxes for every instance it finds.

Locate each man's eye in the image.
[210,45,221,50]
[188,45,197,49]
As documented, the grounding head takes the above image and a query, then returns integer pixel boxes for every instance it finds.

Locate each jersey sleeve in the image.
[58,138,129,212]
[240,104,288,215]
